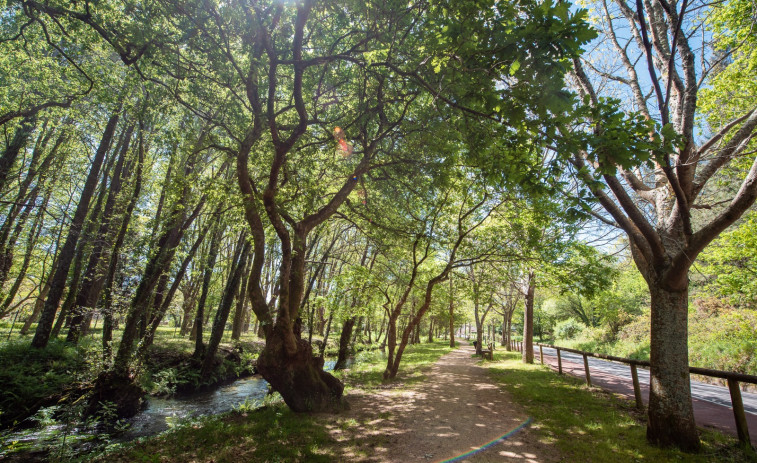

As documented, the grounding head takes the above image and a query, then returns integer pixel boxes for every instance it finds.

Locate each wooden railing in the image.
[503,341,756,448]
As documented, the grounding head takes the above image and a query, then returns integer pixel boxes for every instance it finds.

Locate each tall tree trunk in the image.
[521,270,535,364]
[474,301,484,355]
[102,126,145,358]
[193,222,225,357]
[201,236,251,379]
[0,195,45,316]
[448,278,455,347]
[646,283,699,450]
[19,204,64,335]
[32,109,121,348]
[231,251,252,340]
[334,317,356,370]
[67,124,135,344]
[0,127,61,286]
[50,163,115,340]
[140,215,215,354]
[375,310,386,347]
[352,316,364,344]
[51,148,116,339]
[319,310,333,358]
[0,116,35,193]
[179,294,196,337]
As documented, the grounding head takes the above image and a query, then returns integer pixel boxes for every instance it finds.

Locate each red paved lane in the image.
[535,350,757,446]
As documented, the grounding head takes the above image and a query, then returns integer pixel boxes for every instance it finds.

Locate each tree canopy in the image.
[1,0,756,454]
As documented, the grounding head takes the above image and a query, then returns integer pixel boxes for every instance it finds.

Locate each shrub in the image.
[0,339,91,428]
[689,307,757,375]
[554,318,585,341]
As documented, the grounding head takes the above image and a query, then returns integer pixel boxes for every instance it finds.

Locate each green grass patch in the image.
[487,351,756,463]
[333,340,454,390]
[0,338,102,429]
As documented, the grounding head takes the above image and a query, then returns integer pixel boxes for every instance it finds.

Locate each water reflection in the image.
[123,359,341,438]
[0,358,350,458]
[123,375,270,438]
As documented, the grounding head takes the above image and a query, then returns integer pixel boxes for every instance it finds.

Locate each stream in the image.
[122,373,271,439]
[0,359,345,458]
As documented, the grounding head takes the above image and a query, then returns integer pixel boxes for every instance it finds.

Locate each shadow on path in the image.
[318,344,561,462]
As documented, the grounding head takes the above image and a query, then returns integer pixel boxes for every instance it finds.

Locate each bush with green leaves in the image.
[689,305,757,375]
[0,339,92,428]
[554,318,585,341]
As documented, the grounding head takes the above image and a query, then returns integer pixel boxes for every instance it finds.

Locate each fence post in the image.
[582,353,591,387]
[630,364,644,410]
[727,378,752,448]
[539,345,544,365]
[556,348,562,374]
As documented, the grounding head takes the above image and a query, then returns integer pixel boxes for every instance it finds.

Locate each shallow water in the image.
[0,356,364,461]
[0,358,347,457]
[124,358,342,438]
[122,374,270,438]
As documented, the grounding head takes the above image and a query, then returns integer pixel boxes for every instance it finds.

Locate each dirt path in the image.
[319,344,561,462]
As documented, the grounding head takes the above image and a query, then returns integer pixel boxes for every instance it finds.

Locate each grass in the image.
[90,403,335,463]
[0,337,99,428]
[486,350,756,463]
[333,340,454,391]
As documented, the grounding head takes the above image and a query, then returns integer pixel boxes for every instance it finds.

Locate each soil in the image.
[317,343,563,462]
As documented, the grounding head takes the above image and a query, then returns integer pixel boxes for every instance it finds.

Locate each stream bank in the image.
[0,341,263,460]
[0,355,346,462]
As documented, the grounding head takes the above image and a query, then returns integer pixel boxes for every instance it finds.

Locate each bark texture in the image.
[646,284,699,450]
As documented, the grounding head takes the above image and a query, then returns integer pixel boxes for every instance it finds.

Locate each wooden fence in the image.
[503,340,756,448]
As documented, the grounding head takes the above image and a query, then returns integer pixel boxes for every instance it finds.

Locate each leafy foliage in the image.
[696,212,757,308]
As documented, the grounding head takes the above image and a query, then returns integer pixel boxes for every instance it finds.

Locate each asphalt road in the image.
[540,346,757,415]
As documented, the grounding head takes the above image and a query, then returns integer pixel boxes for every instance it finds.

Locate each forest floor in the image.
[55,340,751,462]
[317,343,559,463]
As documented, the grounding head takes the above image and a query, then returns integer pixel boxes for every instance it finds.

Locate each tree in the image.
[18,0,597,414]
[566,0,757,450]
[31,102,123,348]
[0,2,96,128]
[492,275,522,349]
[464,262,499,355]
